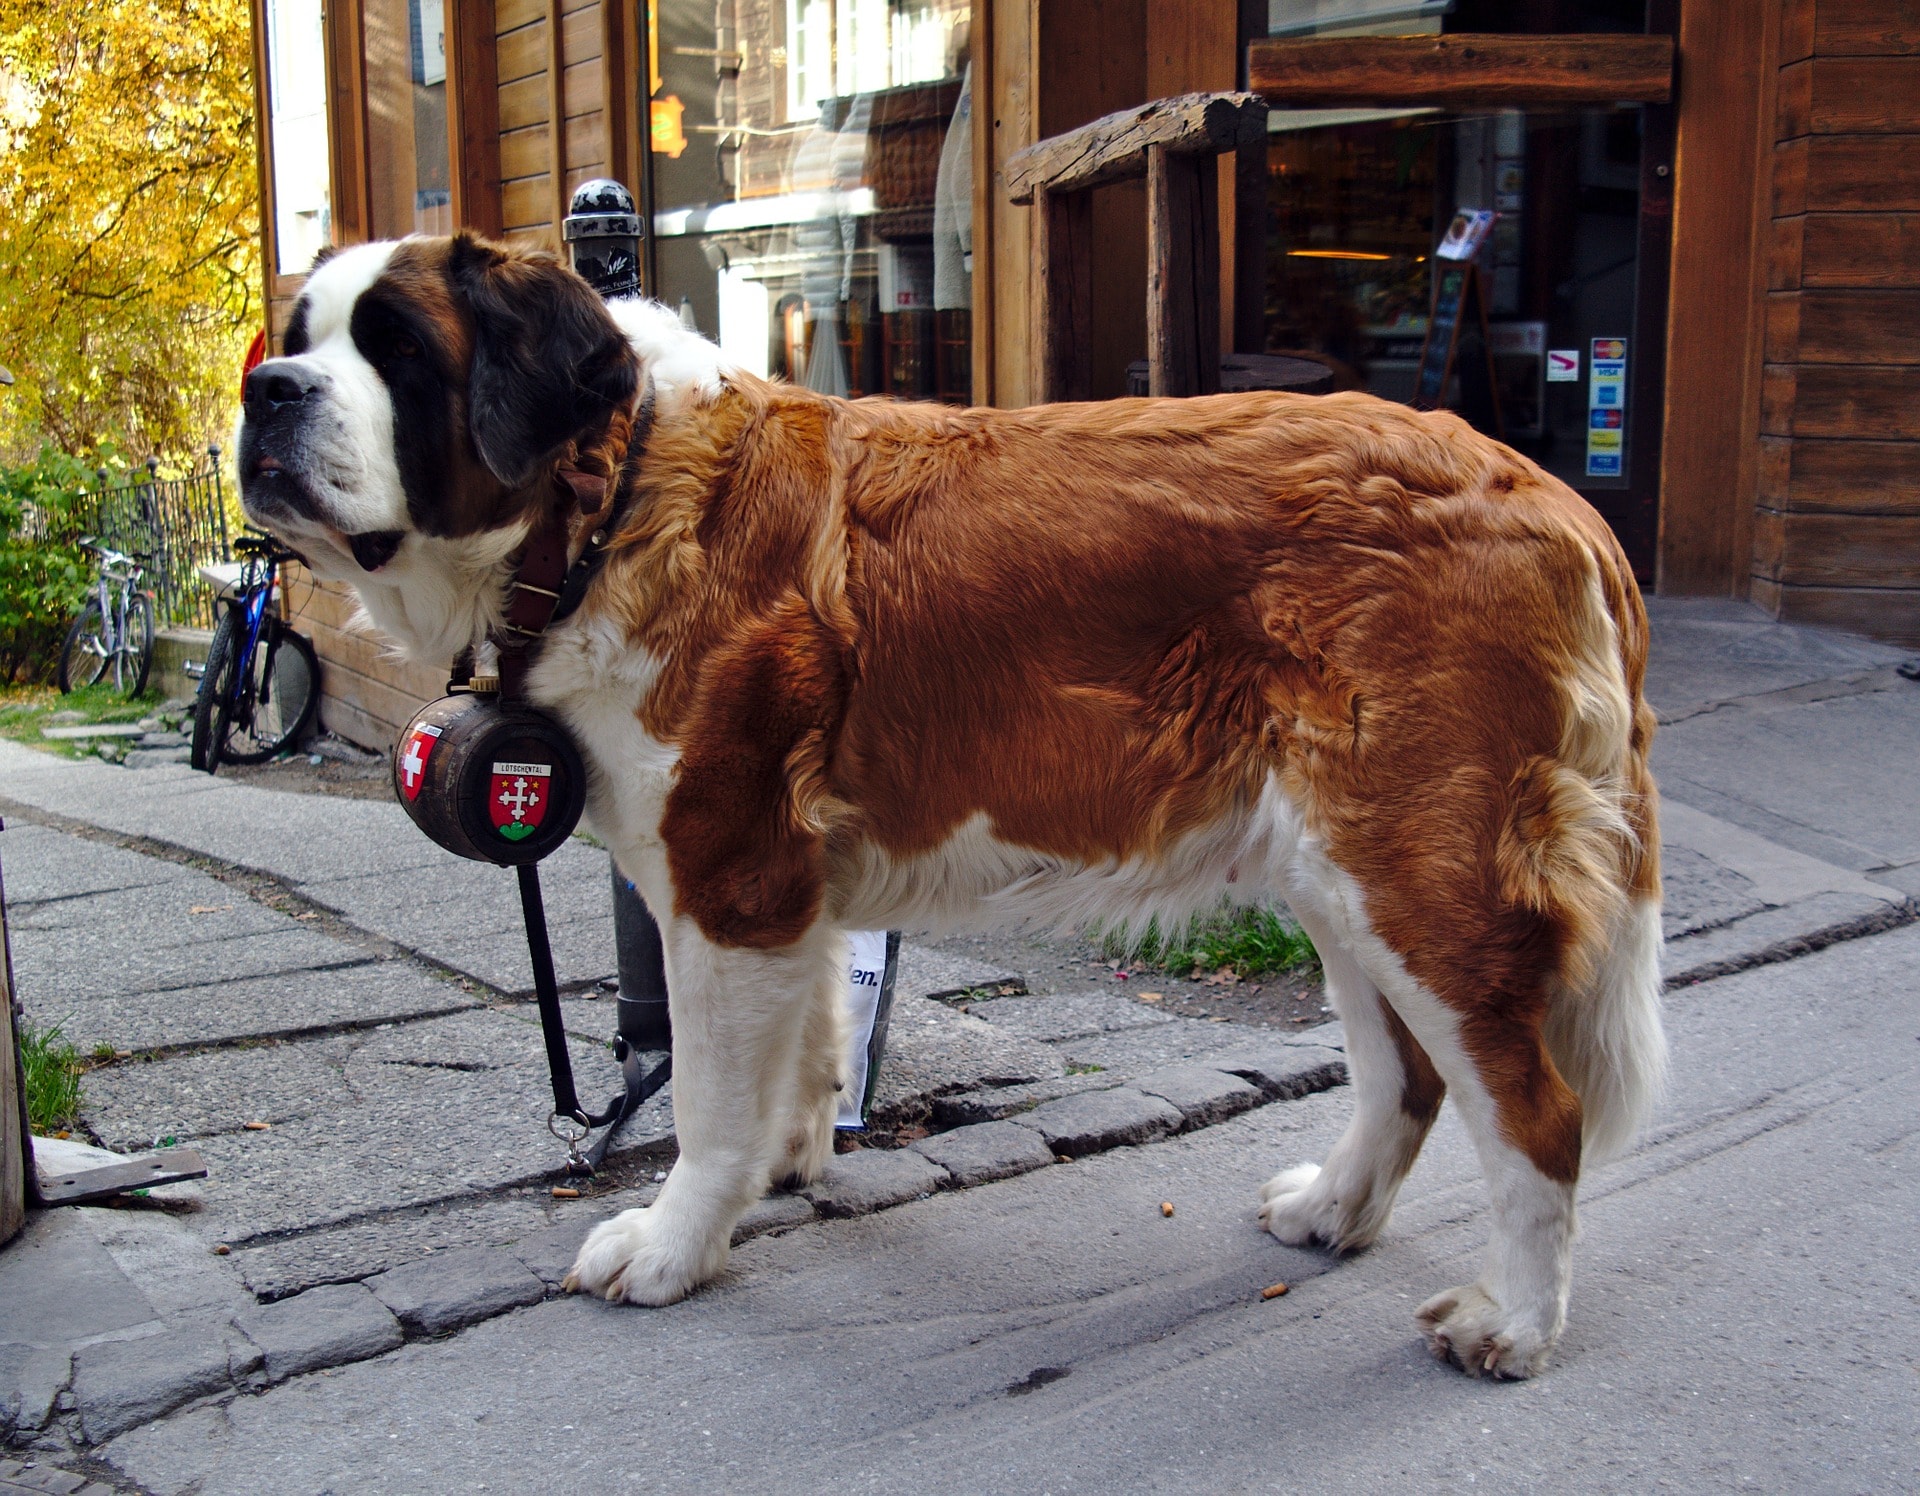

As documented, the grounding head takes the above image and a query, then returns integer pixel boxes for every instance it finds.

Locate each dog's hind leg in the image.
[1390,987,1581,1381]
[775,937,850,1189]
[1258,909,1444,1252]
[566,917,840,1305]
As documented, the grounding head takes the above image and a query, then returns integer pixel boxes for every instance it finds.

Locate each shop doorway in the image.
[1249,14,1674,578]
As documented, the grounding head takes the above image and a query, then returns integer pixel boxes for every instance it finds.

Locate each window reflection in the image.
[1263,105,1644,493]
[650,0,973,402]
[265,0,332,275]
[366,0,453,239]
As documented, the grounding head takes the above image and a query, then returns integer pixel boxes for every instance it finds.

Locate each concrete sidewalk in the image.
[2,596,1917,1471]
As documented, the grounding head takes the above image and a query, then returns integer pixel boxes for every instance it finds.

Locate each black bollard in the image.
[610,866,672,1051]
[562,178,643,300]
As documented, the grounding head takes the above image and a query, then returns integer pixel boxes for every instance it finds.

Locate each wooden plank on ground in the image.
[36,1149,209,1207]
[1248,34,1674,107]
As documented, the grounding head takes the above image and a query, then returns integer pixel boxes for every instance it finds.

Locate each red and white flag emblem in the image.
[398,723,442,802]
[489,760,552,841]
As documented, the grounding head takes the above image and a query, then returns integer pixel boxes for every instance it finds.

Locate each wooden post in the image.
[1036,187,1095,401]
[1146,144,1220,397]
[2,824,28,1246]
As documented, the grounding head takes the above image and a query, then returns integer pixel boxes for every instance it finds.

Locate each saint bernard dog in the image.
[239,232,1666,1379]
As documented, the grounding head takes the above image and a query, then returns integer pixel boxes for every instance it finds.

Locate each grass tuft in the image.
[19,1018,86,1134]
[1097,904,1319,980]
[0,682,163,760]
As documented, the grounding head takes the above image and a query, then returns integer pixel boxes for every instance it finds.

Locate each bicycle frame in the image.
[222,546,285,718]
[78,542,149,690]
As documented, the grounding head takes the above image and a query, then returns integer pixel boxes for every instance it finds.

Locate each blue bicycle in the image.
[189,533,320,772]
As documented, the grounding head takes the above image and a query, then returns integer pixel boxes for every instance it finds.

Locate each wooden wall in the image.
[288,567,446,752]
[495,0,622,249]
[1755,0,1920,643]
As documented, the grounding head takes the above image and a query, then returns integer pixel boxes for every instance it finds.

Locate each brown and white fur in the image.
[239,234,1666,1379]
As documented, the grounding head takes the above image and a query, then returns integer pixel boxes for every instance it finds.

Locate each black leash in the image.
[518,862,672,1174]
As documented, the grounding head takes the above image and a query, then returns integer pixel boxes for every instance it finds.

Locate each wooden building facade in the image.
[248,0,1920,745]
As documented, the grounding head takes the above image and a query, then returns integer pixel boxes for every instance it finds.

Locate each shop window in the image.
[1260,1,1659,505]
[364,0,454,238]
[646,0,974,403]
[264,0,332,274]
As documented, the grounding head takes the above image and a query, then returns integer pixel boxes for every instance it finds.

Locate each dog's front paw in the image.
[562,1206,728,1306]
[1257,1162,1346,1249]
[1415,1282,1554,1380]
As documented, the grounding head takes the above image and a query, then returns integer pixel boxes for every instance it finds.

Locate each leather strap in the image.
[517,861,672,1174]
[491,384,655,703]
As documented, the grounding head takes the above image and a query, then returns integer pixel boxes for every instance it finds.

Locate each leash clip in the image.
[548,1109,594,1175]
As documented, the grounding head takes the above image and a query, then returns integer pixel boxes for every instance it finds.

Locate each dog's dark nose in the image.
[244,361,321,418]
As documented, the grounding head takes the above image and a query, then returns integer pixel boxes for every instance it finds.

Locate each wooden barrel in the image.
[394,695,587,867]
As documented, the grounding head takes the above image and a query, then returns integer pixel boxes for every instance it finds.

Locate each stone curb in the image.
[1662,892,1919,989]
[801,1148,950,1217]
[231,1283,404,1384]
[70,1330,255,1446]
[1011,1087,1185,1156]
[909,1120,1058,1186]
[364,1248,547,1337]
[16,1042,1352,1452]
[0,1457,118,1496]
[1132,1065,1264,1128]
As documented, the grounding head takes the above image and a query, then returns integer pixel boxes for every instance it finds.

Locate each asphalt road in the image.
[99,920,1920,1495]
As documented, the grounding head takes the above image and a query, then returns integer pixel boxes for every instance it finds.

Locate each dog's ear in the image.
[449,232,640,490]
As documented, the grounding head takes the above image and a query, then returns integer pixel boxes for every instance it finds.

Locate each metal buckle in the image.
[547,1109,594,1174]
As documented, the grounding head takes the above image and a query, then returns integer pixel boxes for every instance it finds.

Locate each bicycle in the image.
[189,533,321,772]
[57,539,155,697]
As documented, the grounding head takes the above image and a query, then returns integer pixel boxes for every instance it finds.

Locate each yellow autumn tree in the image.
[0,0,258,467]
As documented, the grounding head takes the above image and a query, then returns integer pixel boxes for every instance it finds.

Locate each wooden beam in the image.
[449,0,502,235]
[1146,144,1219,398]
[1006,92,1266,205]
[1248,34,1674,108]
[546,0,568,242]
[1658,0,1774,596]
[1035,188,1094,402]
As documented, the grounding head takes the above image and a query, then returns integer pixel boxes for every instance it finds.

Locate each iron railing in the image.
[67,450,232,630]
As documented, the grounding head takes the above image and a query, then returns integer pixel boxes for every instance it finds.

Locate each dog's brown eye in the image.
[391,335,421,359]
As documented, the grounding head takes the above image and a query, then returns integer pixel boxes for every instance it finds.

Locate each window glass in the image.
[648,0,974,402]
[364,0,453,239]
[1263,105,1644,493]
[265,0,332,274]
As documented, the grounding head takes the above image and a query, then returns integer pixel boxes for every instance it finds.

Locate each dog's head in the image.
[238,234,640,658]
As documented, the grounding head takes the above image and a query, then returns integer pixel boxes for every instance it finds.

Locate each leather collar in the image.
[488,383,655,700]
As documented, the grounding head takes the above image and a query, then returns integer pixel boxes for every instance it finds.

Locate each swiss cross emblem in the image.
[489,760,553,841]
[399,724,442,802]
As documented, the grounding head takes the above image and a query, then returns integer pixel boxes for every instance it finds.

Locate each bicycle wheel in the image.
[57,598,111,692]
[190,605,241,772]
[116,592,154,697]
[214,621,320,765]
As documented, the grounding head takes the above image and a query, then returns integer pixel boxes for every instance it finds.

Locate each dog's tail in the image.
[1501,555,1668,1166]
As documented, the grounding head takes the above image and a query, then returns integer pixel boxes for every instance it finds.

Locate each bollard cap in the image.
[563,178,642,242]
